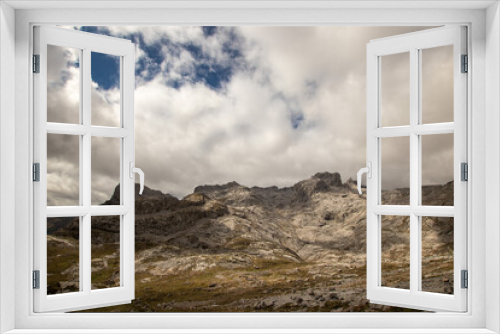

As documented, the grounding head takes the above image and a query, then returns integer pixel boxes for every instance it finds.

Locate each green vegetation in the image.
[47,236,79,295]
[90,242,121,289]
[48,235,452,312]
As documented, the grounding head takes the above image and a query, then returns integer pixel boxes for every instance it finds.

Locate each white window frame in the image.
[1,1,499,333]
[365,26,468,312]
[33,26,136,313]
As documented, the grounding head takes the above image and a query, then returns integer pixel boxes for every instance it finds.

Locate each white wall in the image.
[3,4,494,332]
[0,2,16,333]
[486,2,500,333]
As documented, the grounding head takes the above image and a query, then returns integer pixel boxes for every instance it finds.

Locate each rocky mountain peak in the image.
[103,183,179,214]
[189,172,354,206]
[293,171,349,201]
[194,181,241,194]
[312,172,343,187]
[104,183,167,205]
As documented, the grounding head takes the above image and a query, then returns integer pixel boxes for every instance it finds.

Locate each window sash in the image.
[366,26,468,312]
[32,26,136,313]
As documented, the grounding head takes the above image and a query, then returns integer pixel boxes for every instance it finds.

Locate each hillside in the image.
[47,172,454,312]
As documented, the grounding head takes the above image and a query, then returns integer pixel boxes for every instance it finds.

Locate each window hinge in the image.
[33,270,40,289]
[33,163,40,182]
[461,54,468,73]
[33,54,40,73]
[461,162,468,182]
[461,270,468,289]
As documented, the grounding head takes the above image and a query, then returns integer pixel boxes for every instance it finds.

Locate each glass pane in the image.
[47,45,80,124]
[421,45,454,124]
[91,215,120,290]
[421,133,454,206]
[381,52,410,127]
[91,137,121,205]
[47,134,80,206]
[421,216,454,295]
[381,215,410,290]
[47,217,80,295]
[91,52,121,127]
[381,136,410,205]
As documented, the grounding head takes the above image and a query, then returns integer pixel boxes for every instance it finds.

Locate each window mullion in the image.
[82,47,92,294]
[82,47,91,207]
[409,47,420,294]
[78,48,85,291]
[82,214,91,293]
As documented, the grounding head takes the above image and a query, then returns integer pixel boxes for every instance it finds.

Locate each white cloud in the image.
[49,26,453,203]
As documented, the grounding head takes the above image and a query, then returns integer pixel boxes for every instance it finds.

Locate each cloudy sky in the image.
[46,26,454,205]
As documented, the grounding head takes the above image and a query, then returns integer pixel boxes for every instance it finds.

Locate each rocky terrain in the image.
[46,172,454,312]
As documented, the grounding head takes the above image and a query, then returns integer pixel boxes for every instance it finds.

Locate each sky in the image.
[46,26,454,205]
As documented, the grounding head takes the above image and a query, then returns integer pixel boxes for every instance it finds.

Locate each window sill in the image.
[3,329,498,334]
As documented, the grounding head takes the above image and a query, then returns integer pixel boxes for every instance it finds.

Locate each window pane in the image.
[47,217,80,295]
[381,137,410,205]
[381,52,410,127]
[47,45,80,124]
[47,134,80,206]
[421,45,454,124]
[421,133,454,206]
[91,52,121,127]
[421,216,454,295]
[91,137,121,205]
[91,215,120,290]
[381,215,410,290]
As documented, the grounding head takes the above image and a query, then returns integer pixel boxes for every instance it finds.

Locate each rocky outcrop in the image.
[194,181,241,194]
[104,184,180,214]
[292,172,352,202]
[48,172,453,312]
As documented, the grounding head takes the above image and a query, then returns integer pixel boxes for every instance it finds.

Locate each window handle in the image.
[129,162,145,195]
[357,162,371,195]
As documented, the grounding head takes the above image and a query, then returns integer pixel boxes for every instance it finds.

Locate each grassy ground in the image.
[48,239,453,312]
[47,236,79,295]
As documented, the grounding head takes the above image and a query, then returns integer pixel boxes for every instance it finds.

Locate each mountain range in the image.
[47,172,454,312]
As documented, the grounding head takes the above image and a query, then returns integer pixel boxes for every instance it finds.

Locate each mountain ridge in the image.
[48,171,454,312]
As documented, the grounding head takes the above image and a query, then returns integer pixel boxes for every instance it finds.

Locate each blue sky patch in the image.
[202,26,217,37]
[78,26,245,91]
[91,52,120,90]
